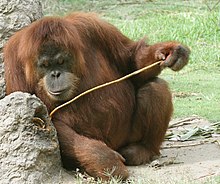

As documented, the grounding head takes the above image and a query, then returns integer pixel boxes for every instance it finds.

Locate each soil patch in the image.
[129,116,220,183]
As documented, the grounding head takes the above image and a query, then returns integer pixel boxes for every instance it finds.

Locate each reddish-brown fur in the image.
[4,12,190,180]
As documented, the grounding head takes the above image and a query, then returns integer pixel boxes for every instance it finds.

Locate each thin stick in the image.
[169,116,200,128]
[50,61,162,117]
[162,142,205,149]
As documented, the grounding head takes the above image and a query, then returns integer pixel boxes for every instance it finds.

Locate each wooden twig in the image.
[50,61,161,117]
[196,173,215,180]
[32,117,46,129]
[169,116,200,128]
[162,141,205,149]
[168,121,191,129]
[163,139,219,149]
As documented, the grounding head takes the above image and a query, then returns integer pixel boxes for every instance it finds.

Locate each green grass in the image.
[164,70,220,121]
[43,0,220,122]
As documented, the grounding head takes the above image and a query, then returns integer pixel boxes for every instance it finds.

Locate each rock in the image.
[0,92,64,183]
[0,0,43,99]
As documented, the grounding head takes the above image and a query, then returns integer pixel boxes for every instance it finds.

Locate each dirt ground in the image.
[128,116,220,183]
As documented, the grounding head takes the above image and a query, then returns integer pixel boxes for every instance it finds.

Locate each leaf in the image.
[179,127,200,141]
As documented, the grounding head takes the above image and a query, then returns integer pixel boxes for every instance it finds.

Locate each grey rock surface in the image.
[0,92,63,183]
[0,0,43,99]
